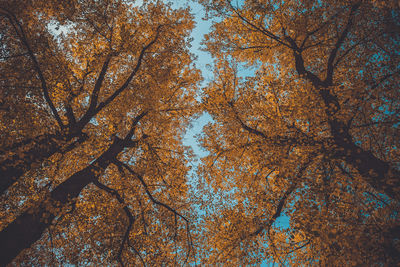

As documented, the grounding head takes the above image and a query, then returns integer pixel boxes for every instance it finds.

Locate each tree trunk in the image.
[292,51,400,201]
[0,137,125,266]
[0,130,87,195]
[0,134,63,194]
[328,118,400,201]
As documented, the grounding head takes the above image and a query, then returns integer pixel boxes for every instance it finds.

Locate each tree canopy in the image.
[1,0,200,265]
[195,0,400,265]
[1,0,399,266]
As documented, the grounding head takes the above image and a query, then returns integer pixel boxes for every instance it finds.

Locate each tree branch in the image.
[116,161,188,222]
[64,101,77,125]
[250,156,314,237]
[94,26,163,116]
[124,111,148,142]
[300,11,341,50]
[92,180,144,267]
[325,3,361,85]
[87,55,113,113]
[227,2,292,49]
[227,101,322,147]
[72,26,161,136]
[1,8,64,128]
[115,160,193,263]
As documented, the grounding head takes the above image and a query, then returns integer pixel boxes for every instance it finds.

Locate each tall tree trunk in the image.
[0,137,126,266]
[0,134,62,194]
[0,131,87,195]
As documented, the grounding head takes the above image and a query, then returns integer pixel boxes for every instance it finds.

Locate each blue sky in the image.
[179,1,214,160]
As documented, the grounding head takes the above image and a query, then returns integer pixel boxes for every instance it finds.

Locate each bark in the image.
[0,134,63,194]
[0,132,88,195]
[0,137,126,266]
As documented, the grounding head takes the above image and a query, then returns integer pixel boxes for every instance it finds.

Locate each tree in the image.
[196,0,400,265]
[0,0,184,194]
[0,0,86,194]
[0,0,200,265]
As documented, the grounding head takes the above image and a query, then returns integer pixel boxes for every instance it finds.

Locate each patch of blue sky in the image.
[89,117,98,126]
[165,0,214,162]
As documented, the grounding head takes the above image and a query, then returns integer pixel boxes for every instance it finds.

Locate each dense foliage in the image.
[1,0,399,266]
[1,0,199,265]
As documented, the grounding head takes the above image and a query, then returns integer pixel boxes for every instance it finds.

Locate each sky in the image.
[180,1,214,160]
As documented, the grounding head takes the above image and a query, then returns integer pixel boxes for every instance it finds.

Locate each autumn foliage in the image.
[1,0,399,266]
[196,0,400,265]
[1,0,199,265]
